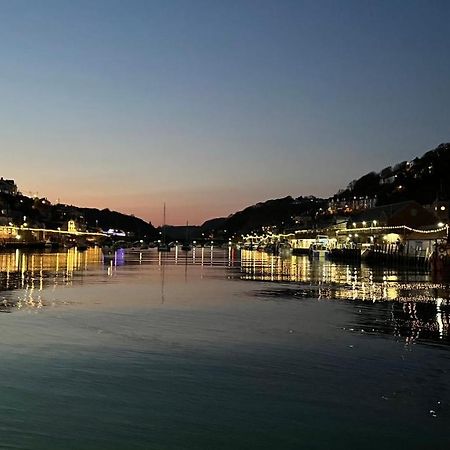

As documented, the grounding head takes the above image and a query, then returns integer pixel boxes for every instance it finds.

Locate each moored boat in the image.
[431,239,450,281]
[309,243,329,258]
[158,203,170,252]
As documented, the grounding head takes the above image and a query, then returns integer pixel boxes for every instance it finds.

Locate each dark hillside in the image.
[337,143,450,205]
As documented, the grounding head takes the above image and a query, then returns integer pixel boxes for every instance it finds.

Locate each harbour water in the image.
[0,247,448,449]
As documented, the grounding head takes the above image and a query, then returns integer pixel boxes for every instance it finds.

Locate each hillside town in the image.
[0,178,156,249]
[1,143,449,275]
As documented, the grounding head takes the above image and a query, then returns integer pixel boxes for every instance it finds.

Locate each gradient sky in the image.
[1,0,449,225]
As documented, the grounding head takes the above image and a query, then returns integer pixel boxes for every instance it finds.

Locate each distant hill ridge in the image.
[201,143,450,235]
[0,191,157,240]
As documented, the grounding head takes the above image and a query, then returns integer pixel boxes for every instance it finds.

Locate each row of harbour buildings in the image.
[241,200,449,267]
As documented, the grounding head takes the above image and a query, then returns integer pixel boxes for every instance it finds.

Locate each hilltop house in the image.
[0,178,17,195]
[328,196,376,214]
[349,200,439,229]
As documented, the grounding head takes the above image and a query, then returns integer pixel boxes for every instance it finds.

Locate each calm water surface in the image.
[0,247,449,450]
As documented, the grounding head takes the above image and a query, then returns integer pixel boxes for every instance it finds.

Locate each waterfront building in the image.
[402,229,446,259]
[428,199,450,222]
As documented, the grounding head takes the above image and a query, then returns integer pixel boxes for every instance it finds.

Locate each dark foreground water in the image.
[0,248,448,450]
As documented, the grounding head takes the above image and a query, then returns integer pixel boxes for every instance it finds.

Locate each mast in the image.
[162,202,166,244]
[158,202,171,252]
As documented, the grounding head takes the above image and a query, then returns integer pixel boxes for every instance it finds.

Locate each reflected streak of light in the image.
[436,298,444,339]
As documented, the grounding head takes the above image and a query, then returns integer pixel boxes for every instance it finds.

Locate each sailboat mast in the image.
[163,202,166,244]
[158,202,171,252]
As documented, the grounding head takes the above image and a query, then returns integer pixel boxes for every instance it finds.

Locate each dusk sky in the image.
[1,0,449,225]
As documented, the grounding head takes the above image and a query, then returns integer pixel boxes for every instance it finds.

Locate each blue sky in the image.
[1,0,449,224]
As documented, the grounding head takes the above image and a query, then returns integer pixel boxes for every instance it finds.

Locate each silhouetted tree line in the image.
[0,192,157,239]
[201,143,450,235]
[338,143,450,205]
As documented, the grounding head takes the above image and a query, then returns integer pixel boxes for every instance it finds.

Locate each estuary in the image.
[0,247,448,450]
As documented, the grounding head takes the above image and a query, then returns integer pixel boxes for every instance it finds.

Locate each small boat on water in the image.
[309,243,329,258]
[263,242,291,256]
[309,234,330,259]
[264,243,277,254]
[158,243,171,252]
[44,240,61,250]
[181,221,191,251]
[278,243,292,257]
[431,238,450,281]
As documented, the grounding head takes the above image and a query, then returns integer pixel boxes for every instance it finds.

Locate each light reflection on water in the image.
[239,250,442,302]
[239,250,450,343]
[0,247,449,343]
[0,247,449,449]
[0,246,237,311]
[0,247,103,312]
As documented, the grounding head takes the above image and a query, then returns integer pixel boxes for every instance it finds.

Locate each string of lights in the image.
[0,225,106,237]
[242,224,448,242]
